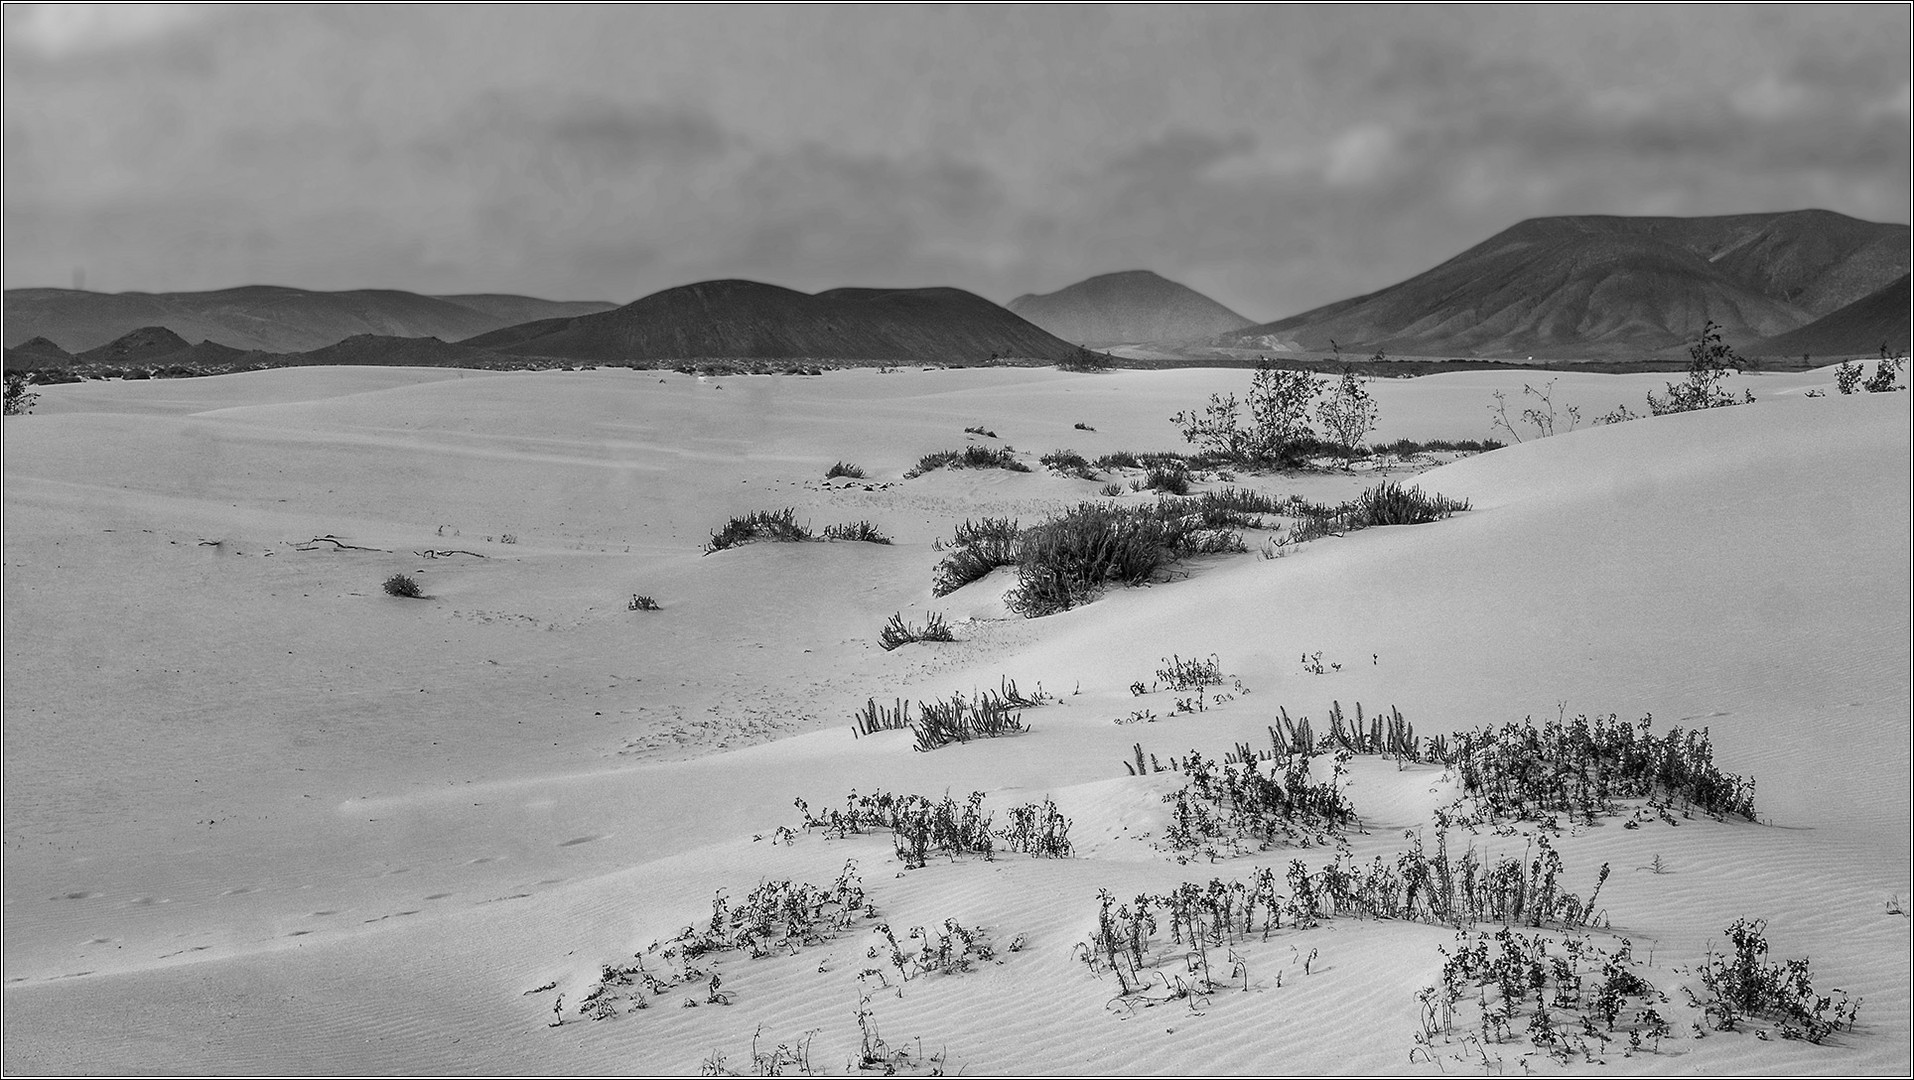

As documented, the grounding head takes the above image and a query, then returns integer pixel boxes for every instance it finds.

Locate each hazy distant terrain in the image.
[1221,210,1910,359]
[1746,274,1912,360]
[1006,270,1256,345]
[2,286,617,353]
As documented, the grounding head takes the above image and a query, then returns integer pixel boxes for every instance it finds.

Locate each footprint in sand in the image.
[52,891,99,901]
[424,893,452,901]
[287,930,313,937]
[558,834,607,847]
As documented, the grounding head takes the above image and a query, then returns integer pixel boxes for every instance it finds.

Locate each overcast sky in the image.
[5,4,1908,321]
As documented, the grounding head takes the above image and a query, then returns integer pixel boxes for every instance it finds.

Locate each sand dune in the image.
[3,364,1906,1074]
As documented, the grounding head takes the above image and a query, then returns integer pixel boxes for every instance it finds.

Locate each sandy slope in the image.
[3,364,1907,1074]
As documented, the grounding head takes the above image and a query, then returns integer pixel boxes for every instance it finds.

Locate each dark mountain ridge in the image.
[462,279,1103,366]
[1221,210,1909,359]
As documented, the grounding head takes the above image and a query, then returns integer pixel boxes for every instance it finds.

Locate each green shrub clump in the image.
[383,573,423,598]
[931,517,1021,596]
[826,461,866,479]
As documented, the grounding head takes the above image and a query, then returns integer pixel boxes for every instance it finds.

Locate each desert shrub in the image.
[826,461,866,479]
[705,507,812,552]
[822,520,892,544]
[931,516,1021,596]
[1488,379,1581,443]
[1098,482,1125,497]
[1441,712,1757,826]
[1095,450,1141,470]
[1288,481,1469,542]
[1373,437,1502,455]
[1420,927,1663,1063]
[3,373,38,416]
[383,573,423,598]
[877,611,955,651]
[1863,350,1906,392]
[1317,368,1380,458]
[964,424,998,438]
[1008,503,1179,617]
[1836,360,1865,394]
[1139,464,1190,495]
[1040,448,1097,479]
[906,445,1030,477]
[1173,362,1324,464]
[1695,918,1858,1041]
[1074,421,1095,431]
[1000,797,1074,857]
[1647,321,1753,415]
[627,594,661,611]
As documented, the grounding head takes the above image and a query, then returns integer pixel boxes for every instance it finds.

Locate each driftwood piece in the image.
[296,534,390,553]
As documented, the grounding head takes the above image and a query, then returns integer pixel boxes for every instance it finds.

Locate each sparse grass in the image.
[1094,450,1141,470]
[1006,500,1249,617]
[822,521,892,544]
[847,681,1044,749]
[1139,464,1190,495]
[825,461,866,479]
[1287,481,1470,543]
[705,508,812,552]
[1370,437,1504,457]
[877,611,955,651]
[383,573,423,598]
[906,445,1030,478]
[930,517,1020,596]
[1099,482,1125,497]
[798,788,1067,865]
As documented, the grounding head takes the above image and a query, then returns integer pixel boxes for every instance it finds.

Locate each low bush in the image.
[1074,421,1095,431]
[1095,450,1140,470]
[1288,481,1469,543]
[1371,436,1504,456]
[877,611,955,651]
[963,425,998,439]
[628,594,661,611]
[1139,464,1190,495]
[1647,321,1754,415]
[3,373,38,416]
[705,507,812,552]
[383,573,423,598]
[1694,918,1859,1041]
[1040,448,1097,479]
[1099,482,1125,497]
[906,445,1030,477]
[825,461,866,479]
[822,521,892,544]
[931,516,1021,596]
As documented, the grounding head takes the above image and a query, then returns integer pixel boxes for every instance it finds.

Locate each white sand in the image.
[3,364,1907,1074]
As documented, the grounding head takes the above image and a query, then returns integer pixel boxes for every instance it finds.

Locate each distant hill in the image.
[464,279,1104,366]
[1221,210,1909,359]
[76,326,194,365]
[3,336,75,369]
[1005,270,1256,344]
[2,286,617,353]
[1744,274,1911,360]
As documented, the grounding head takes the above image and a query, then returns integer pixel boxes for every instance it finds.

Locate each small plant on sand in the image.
[877,611,955,651]
[825,461,866,479]
[1173,361,1324,465]
[1647,321,1753,415]
[383,573,423,598]
[1489,379,1582,443]
[705,508,813,552]
[1040,448,1098,479]
[1099,482,1125,497]
[1287,481,1470,543]
[822,521,892,544]
[1317,368,1380,461]
[1075,421,1096,431]
[905,445,1030,477]
[1692,918,1858,1041]
[931,516,1021,596]
[963,424,998,438]
[4,372,38,415]
[628,594,662,611]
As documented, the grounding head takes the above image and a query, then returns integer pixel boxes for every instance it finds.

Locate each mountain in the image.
[463,279,1103,366]
[2,336,75,369]
[2,286,618,353]
[75,326,194,365]
[1005,270,1256,344]
[1221,211,1910,359]
[1744,274,1911,360]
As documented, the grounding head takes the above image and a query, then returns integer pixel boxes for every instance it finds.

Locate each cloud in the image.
[4,3,211,58]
